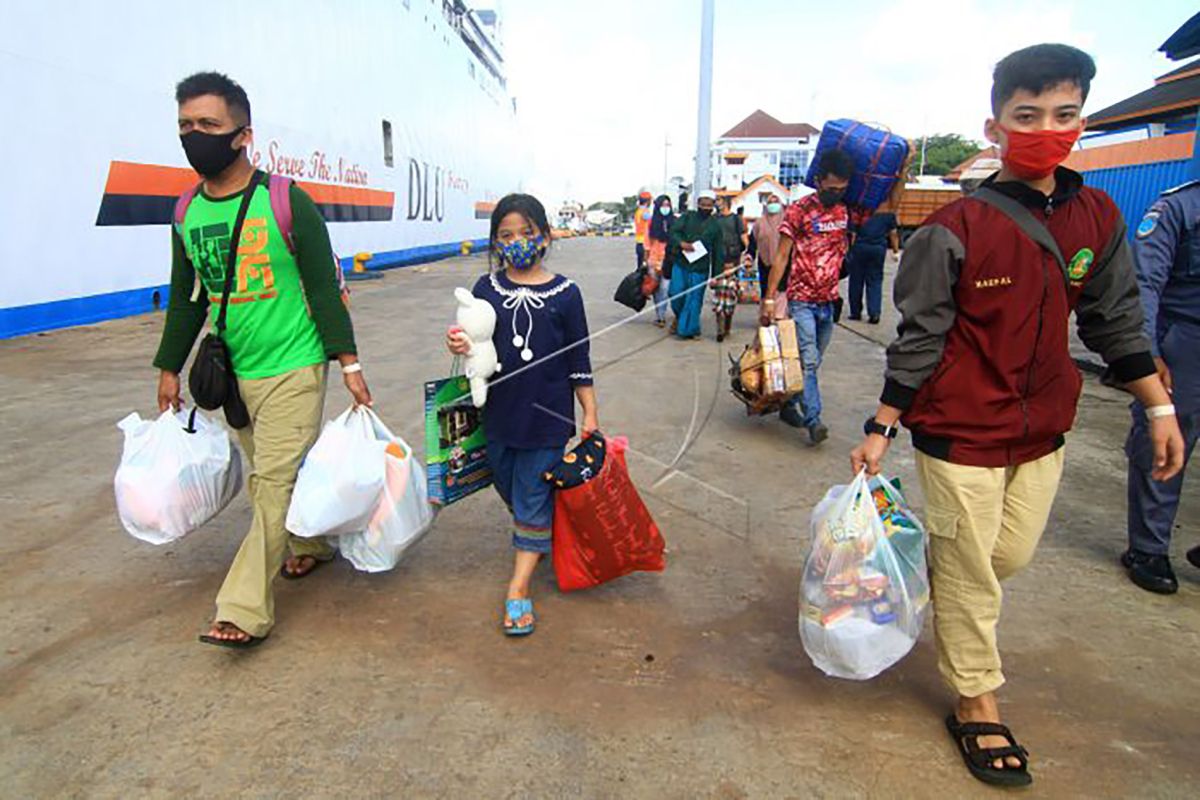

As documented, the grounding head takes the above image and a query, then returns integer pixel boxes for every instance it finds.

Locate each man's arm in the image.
[851,223,963,474]
[759,212,797,323]
[669,214,686,250]
[707,221,725,277]
[153,231,208,410]
[1131,196,1183,359]
[1075,213,1184,481]
[1074,221,1157,383]
[290,185,371,406]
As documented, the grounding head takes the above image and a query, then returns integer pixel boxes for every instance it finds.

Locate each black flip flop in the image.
[280,555,329,581]
[198,626,268,650]
[945,714,1032,788]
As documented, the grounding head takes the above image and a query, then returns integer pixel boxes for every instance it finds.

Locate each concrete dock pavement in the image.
[1,237,1197,797]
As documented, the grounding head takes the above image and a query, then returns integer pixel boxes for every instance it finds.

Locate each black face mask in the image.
[180,127,246,178]
[818,189,845,208]
[698,207,714,218]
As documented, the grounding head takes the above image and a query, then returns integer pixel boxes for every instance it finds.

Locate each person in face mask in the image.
[633,190,653,271]
[760,149,908,443]
[154,72,369,649]
[447,193,598,636]
[646,195,676,327]
[849,44,1183,789]
[667,190,725,339]
[749,193,788,316]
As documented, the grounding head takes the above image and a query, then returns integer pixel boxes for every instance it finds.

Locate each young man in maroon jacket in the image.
[850,44,1185,787]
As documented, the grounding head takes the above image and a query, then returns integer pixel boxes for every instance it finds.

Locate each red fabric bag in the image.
[641,270,660,298]
[551,436,666,592]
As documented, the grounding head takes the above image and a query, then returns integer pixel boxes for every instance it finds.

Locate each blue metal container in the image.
[1081,159,1192,241]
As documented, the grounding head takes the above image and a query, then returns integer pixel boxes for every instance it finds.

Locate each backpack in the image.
[174,173,349,304]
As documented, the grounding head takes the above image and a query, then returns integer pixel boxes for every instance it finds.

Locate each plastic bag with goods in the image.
[114,409,242,545]
[799,471,928,680]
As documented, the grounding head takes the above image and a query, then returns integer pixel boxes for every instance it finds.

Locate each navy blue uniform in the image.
[1126,181,1200,556]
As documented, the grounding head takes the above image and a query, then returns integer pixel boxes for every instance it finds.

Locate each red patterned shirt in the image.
[779,195,870,303]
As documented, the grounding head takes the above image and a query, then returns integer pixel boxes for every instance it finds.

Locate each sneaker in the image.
[848,314,862,322]
[808,423,829,445]
[779,404,805,429]
[868,316,880,325]
[1187,546,1200,571]
[1121,549,1178,595]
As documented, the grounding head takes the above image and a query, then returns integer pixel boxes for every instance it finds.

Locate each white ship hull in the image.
[0,0,525,338]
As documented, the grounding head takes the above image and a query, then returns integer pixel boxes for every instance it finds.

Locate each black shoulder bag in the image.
[188,172,262,430]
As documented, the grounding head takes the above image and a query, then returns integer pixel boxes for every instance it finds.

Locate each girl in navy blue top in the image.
[447,193,598,636]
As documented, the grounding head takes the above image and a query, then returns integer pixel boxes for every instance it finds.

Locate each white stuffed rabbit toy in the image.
[454,287,500,407]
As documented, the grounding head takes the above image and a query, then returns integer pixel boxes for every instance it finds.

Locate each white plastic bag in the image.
[799,471,929,680]
[338,411,435,573]
[114,409,242,545]
[287,406,390,538]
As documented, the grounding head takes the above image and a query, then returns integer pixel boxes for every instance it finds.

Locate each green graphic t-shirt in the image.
[180,184,326,379]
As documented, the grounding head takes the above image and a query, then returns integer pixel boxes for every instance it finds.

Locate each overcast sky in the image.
[498,0,1197,205]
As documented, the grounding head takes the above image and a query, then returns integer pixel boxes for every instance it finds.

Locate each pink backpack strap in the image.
[173,183,201,231]
[268,173,296,253]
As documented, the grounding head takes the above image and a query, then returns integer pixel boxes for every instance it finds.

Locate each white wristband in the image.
[1146,404,1175,419]
[341,362,363,375]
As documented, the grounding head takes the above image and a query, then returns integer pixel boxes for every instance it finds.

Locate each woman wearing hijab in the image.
[749,193,788,320]
[646,194,675,327]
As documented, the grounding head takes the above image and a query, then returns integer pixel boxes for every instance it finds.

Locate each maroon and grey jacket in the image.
[882,168,1156,467]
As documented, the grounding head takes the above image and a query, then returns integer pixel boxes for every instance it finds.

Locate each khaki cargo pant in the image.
[214,363,333,637]
[916,448,1065,698]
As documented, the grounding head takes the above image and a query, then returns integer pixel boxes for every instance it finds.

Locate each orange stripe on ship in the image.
[104,161,199,196]
[298,181,393,209]
[104,161,393,207]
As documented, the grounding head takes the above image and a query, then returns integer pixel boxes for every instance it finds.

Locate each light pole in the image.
[663,134,671,192]
[694,0,714,193]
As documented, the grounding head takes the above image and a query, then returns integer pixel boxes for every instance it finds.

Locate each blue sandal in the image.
[504,598,535,636]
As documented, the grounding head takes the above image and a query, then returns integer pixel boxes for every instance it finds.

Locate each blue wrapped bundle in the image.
[805,120,910,210]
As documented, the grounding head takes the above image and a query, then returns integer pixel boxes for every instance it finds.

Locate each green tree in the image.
[914,133,983,176]
[588,196,640,219]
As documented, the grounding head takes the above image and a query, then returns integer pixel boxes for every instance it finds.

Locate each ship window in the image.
[382,120,394,167]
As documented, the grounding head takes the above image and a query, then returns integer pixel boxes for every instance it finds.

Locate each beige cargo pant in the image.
[916,448,1065,698]
[214,363,333,637]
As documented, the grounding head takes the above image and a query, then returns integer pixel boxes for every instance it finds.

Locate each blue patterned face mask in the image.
[498,235,546,270]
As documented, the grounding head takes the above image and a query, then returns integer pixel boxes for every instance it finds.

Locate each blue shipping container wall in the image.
[1081,159,1192,241]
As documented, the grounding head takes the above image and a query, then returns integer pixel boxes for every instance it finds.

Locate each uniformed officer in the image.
[1122,179,1200,594]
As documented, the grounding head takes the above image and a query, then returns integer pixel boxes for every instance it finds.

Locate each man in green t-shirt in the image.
[153,72,372,648]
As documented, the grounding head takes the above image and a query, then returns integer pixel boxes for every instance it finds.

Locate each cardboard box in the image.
[759,326,787,395]
[774,322,804,391]
[730,325,803,416]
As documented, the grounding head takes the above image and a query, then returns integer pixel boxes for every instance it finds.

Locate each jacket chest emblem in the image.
[1068,247,1094,284]
[975,276,1013,289]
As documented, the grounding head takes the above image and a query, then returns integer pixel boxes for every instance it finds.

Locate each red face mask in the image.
[997,125,1080,180]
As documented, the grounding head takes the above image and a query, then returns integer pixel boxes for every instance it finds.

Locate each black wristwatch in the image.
[863,417,899,439]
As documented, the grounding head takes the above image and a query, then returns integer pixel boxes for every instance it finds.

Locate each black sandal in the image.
[280,555,328,580]
[199,623,268,650]
[945,714,1033,787]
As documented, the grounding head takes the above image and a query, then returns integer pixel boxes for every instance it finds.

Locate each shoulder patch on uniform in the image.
[1135,213,1159,239]
[1068,248,1095,281]
[1161,179,1200,196]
